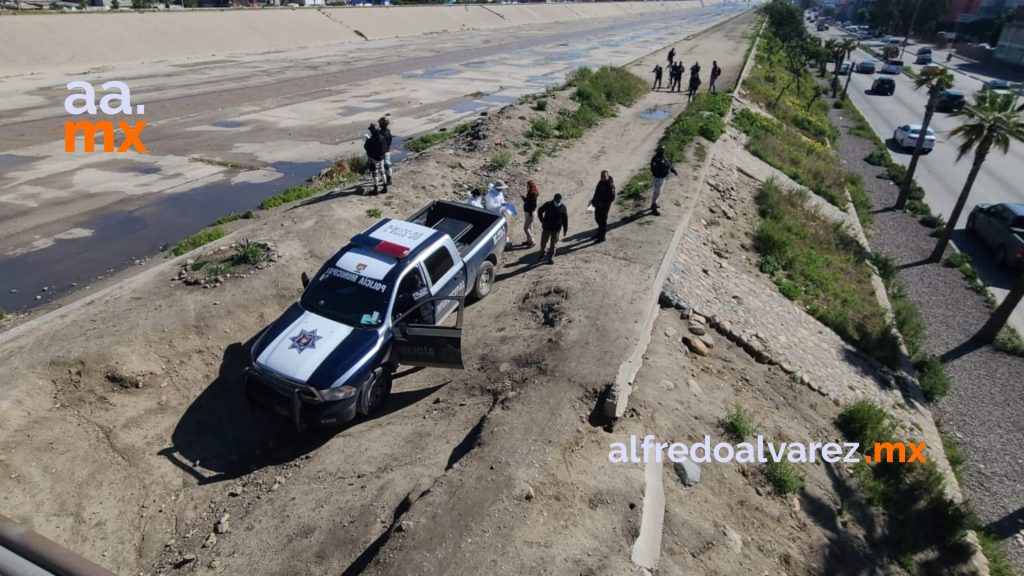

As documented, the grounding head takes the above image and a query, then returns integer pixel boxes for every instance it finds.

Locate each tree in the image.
[839,38,857,62]
[975,274,1024,344]
[895,67,955,210]
[930,92,1024,261]
[763,0,808,44]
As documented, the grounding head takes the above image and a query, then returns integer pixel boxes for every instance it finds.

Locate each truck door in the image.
[422,242,466,323]
[391,295,465,369]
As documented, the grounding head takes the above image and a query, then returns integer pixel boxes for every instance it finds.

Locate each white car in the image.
[893,124,936,152]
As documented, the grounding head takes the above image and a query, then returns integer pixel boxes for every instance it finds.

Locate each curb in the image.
[603,15,764,420]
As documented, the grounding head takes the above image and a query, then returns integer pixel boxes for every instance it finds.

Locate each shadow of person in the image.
[160,336,448,485]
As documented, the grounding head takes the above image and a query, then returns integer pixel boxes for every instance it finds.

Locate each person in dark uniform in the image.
[687,74,701,103]
[537,193,569,264]
[667,47,676,66]
[709,61,722,92]
[363,124,388,194]
[589,170,616,243]
[378,116,394,184]
[649,146,678,216]
[651,64,664,91]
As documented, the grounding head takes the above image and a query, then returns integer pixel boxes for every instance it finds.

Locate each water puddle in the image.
[639,108,671,120]
[211,120,245,128]
[0,160,329,313]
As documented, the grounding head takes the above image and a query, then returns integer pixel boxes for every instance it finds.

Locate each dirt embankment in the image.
[0,1,702,75]
[0,13,810,576]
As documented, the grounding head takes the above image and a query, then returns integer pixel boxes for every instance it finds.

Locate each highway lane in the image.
[818,28,1024,336]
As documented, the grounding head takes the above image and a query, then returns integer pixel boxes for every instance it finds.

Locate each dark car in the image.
[855,61,877,74]
[935,90,966,113]
[967,203,1024,270]
[870,77,896,95]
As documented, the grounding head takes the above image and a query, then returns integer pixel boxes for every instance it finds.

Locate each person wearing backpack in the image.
[649,146,678,216]
[709,61,722,92]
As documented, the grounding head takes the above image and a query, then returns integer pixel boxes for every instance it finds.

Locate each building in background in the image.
[994,8,1024,64]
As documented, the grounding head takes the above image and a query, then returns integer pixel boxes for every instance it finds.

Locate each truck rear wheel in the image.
[472,261,496,300]
[358,367,393,416]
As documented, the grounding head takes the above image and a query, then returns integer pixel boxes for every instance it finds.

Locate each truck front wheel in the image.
[357,366,393,416]
[472,261,496,300]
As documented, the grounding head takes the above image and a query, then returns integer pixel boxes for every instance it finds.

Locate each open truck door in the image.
[392,295,465,369]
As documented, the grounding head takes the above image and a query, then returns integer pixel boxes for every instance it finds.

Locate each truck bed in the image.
[407,200,504,255]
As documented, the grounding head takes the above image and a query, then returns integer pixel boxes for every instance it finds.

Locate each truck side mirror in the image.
[301,272,310,288]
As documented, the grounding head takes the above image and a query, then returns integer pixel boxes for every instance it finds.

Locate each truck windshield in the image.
[301,267,390,328]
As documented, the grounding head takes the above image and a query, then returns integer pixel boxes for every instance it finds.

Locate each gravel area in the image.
[831,105,1024,573]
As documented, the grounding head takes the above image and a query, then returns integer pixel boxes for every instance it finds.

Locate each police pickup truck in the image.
[244,200,507,430]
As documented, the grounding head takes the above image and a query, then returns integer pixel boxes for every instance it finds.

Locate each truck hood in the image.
[253,304,381,387]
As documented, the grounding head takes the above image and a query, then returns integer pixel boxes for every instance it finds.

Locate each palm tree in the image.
[825,38,840,74]
[839,38,857,62]
[894,67,955,210]
[975,274,1024,344]
[929,92,1024,262]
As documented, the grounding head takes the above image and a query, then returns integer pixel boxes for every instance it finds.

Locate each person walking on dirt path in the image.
[670,62,683,92]
[690,61,701,79]
[363,124,388,194]
[378,116,394,185]
[649,146,678,216]
[687,74,701,103]
[709,61,721,92]
[667,47,676,67]
[589,170,616,243]
[652,64,664,91]
[945,51,953,63]
[537,193,568,264]
[522,180,539,248]
[466,187,484,209]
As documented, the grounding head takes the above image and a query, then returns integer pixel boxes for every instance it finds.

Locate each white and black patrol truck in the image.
[245,200,507,430]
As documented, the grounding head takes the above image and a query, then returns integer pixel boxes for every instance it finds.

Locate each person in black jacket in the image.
[687,73,701,103]
[649,146,678,216]
[378,116,394,184]
[363,124,387,194]
[709,61,722,92]
[667,47,676,67]
[651,64,663,91]
[537,193,568,264]
[590,170,615,243]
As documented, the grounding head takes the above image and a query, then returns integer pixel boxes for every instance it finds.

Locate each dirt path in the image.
[0,12,755,576]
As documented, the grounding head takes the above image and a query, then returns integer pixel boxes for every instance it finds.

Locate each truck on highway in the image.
[244,200,508,430]
[967,203,1024,270]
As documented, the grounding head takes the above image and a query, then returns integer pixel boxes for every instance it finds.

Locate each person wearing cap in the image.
[485,180,508,214]
[378,116,394,185]
[537,193,568,264]
[649,146,678,216]
[363,124,388,194]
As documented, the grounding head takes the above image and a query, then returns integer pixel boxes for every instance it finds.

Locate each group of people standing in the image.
[363,116,394,194]
[651,48,722,102]
[464,146,679,264]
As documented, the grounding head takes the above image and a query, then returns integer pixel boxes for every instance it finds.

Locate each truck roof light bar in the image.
[374,240,410,259]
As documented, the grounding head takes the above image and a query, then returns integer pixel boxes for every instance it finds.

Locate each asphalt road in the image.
[818,27,1024,336]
